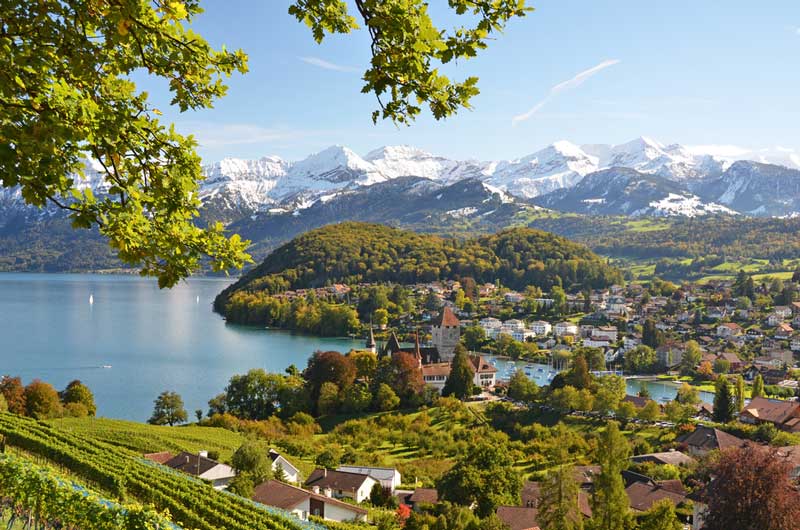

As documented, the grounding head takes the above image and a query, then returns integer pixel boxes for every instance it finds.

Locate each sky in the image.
[137,1,800,163]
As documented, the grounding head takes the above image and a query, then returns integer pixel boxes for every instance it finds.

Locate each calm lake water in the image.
[0,273,362,421]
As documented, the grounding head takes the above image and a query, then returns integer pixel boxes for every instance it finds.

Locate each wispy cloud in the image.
[512,59,621,126]
[299,56,359,73]
[176,121,322,148]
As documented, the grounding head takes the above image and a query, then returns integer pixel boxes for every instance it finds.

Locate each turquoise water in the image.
[485,356,714,405]
[0,273,362,421]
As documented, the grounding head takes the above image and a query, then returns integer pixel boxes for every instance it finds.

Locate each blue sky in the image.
[139,1,800,163]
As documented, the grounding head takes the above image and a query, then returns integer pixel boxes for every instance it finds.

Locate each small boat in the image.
[196,295,200,304]
[536,367,544,372]
[101,365,112,369]
[89,294,94,305]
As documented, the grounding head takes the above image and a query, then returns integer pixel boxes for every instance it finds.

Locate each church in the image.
[370,306,496,392]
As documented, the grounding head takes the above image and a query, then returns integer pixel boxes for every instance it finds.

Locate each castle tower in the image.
[432,306,460,362]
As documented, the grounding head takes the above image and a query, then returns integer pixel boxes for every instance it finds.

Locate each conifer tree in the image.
[713,378,735,424]
[590,421,631,530]
[442,344,475,400]
[538,451,584,530]
[752,374,765,398]
[734,375,746,411]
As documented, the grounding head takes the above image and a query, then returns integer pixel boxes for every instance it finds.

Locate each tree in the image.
[0,394,6,413]
[624,345,656,374]
[713,358,730,374]
[637,499,682,530]
[303,350,356,405]
[537,458,585,530]
[675,383,700,405]
[231,440,272,483]
[637,401,661,422]
[23,380,62,419]
[734,375,746,411]
[437,438,521,517]
[462,325,487,351]
[148,391,187,426]
[224,369,289,420]
[342,383,372,413]
[593,376,627,415]
[574,347,606,372]
[442,344,475,400]
[590,422,631,530]
[374,383,399,411]
[370,483,397,508]
[565,356,591,390]
[3,1,528,287]
[317,382,340,416]
[507,370,539,403]
[0,376,26,415]
[713,378,735,424]
[60,380,96,416]
[641,319,663,349]
[350,350,378,382]
[373,308,389,329]
[379,352,424,403]
[752,374,765,398]
[702,444,800,530]
[551,285,567,316]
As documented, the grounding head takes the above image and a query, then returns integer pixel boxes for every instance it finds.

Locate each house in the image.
[775,322,794,339]
[520,481,591,517]
[504,291,525,304]
[496,506,540,530]
[554,322,578,337]
[767,313,783,327]
[252,480,368,523]
[421,362,451,392]
[337,466,401,492]
[470,354,498,389]
[163,451,236,490]
[716,322,742,338]
[630,451,695,467]
[269,449,302,484]
[530,321,552,336]
[790,335,800,352]
[676,425,746,456]
[592,326,619,342]
[716,351,744,372]
[143,451,174,464]
[625,479,687,513]
[407,488,438,511]
[775,305,793,319]
[479,317,503,338]
[766,348,794,365]
[655,344,683,368]
[305,469,377,503]
[739,397,800,432]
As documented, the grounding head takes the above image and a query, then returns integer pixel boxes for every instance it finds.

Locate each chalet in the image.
[164,451,236,490]
[775,305,793,319]
[269,449,302,484]
[495,507,540,530]
[337,466,401,492]
[763,368,790,385]
[625,479,687,513]
[305,469,377,503]
[739,397,800,433]
[716,351,744,372]
[676,425,746,456]
[766,313,784,327]
[252,480,368,523]
[716,322,742,338]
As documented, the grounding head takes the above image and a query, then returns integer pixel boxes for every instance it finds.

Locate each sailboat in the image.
[196,295,200,304]
[89,294,94,305]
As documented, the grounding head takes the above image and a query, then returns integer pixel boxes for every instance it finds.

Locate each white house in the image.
[775,306,793,319]
[554,322,578,337]
[164,452,236,490]
[252,480,368,523]
[305,469,377,504]
[592,326,619,342]
[767,313,784,327]
[479,317,502,338]
[337,466,402,492]
[716,322,743,338]
[269,449,302,484]
[530,321,552,336]
[504,291,524,303]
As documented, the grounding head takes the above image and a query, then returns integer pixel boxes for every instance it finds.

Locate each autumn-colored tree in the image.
[379,352,424,404]
[303,350,356,405]
[60,380,97,416]
[702,444,800,530]
[0,376,26,415]
[24,380,62,419]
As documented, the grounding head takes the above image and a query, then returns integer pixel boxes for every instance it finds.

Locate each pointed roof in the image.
[382,331,401,358]
[434,306,460,327]
[366,326,376,349]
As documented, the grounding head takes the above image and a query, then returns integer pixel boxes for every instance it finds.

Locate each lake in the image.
[0,273,363,421]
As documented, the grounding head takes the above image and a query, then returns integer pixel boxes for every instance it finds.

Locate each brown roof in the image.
[143,451,174,464]
[469,355,497,374]
[625,480,687,512]
[496,506,540,530]
[434,306,460,327]
[521,481,591,517]
[252,480,368,515]
[676,425,746,452]
[164,452,229,476]
[421,363,451,377]
[305,469,372,491]
[408,488,439,505]
[740,397,800,426]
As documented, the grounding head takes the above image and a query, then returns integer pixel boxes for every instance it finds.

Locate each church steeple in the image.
[365,323,376,354]
[414,330,423,367]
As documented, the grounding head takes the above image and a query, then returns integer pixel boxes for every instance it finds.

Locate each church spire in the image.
[365,321,376,354]
[414,329,423,367]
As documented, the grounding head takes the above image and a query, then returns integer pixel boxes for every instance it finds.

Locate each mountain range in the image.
[4,136,800,271]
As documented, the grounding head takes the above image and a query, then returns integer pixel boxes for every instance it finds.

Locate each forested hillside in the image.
[213,222,623,321]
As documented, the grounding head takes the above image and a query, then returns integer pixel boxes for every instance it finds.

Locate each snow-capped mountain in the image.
[533,167,735,217]
[695,161,800,216]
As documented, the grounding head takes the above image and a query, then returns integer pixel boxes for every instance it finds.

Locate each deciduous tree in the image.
[60,380,96,416]
[24,380,62,419]
[148,390,187,426]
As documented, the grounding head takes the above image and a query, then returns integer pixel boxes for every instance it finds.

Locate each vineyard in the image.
[0,413,342,530]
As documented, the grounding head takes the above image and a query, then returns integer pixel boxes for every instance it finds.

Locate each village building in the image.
[304,469,377,503]
[676,425,746,456]
[431,306,461,362]
[163,451,236,490]
[739,397,800,433]
[269,449,302,484]
[337,466,401,492]
[252,480,368,523]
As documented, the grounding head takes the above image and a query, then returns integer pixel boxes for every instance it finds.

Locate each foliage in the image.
[437,437,521,517]
[624,345,657,374]
[507,370,539,403]
[0,376,25,415]
[148,390,187,426]
[215,223,624,321]
[60,380,97,416]
[442,344,475,400]
[537,453,584,530]
[751,374,765,398]
[223,293,360,336]
[223,369,305,421]
[231,439,273,485]
[637,499,682,530]
[702,444,800,530]
[589,422,631,530]
[23,379,62,419]
[1,0,251,287]
[712,378,735,424]
[303,350,357,406]
[374,383,400,412]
